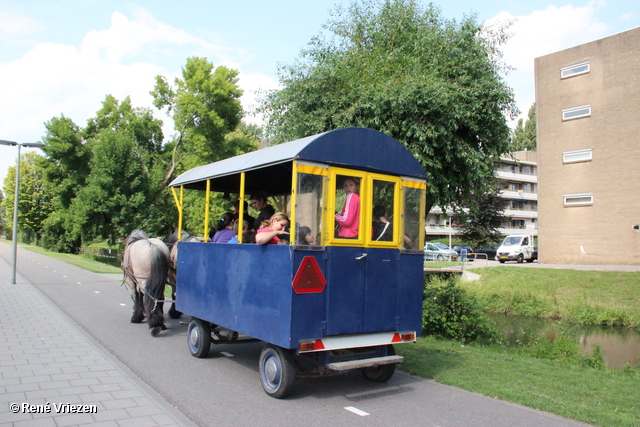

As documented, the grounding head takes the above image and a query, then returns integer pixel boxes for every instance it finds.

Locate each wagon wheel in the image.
[188,318,212,358]
[259,345,296,398]
[362,345,396,382]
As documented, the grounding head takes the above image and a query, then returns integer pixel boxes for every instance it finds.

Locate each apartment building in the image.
[425,151,538,240]
[535,27,640,265]
[496,151,538,236]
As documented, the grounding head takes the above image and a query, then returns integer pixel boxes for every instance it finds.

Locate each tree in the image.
[40,96,173,248]
[0,190,5,236]
[40,115,90,210]
[457,180,507,247]
[260,0,518,212]
[151,57,255,182]
[70,129,160,244]
[1,152,52,241]
[512,103,536,151]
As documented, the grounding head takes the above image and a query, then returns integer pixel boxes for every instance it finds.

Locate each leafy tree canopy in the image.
[260,0,518,211]
[1,152,52,238]
[35,57,260,250]
[512,103,536,151]
[457,180,507,247]
[152,57,254,181]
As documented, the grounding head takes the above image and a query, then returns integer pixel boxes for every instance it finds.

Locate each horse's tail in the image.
[146,244,168,300]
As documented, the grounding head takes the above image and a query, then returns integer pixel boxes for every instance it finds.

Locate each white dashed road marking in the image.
[344,406,369,416]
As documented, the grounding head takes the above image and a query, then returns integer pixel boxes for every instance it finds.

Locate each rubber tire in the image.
[517,254,524,263]
[499,260,506,264]
[259,345,296,399]
[436,255,444,261]
[526,258,534,263]
[188,318,211,358]
[362,345,396,383]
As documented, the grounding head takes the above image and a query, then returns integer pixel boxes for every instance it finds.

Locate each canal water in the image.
[489,314,640,369]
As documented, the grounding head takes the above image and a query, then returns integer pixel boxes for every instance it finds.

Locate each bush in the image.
[40,213,82,254]
[513,333,606,370]
[422,276,497,343]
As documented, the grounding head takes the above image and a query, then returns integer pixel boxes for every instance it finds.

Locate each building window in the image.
[561,61,590,79]
[563,148,592,164]
[562,105,591,121]
[564,193,593,206]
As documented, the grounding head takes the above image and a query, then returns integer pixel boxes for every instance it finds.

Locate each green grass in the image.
[397,337,640,427]
[461,267,640,326]
[20,244,122,274]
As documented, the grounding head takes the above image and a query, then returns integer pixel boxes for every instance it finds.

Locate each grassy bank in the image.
[460,267,640,327]
[19,244,122,274]
[397,337,639,426]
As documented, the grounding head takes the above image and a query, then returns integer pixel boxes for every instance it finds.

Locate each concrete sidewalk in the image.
[0,255,194,426]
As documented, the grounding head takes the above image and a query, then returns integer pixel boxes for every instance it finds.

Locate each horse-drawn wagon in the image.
[169,127,427,398]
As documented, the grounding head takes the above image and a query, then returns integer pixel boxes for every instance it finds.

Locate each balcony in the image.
[425,224,459,235]
[497,227,538,236]
[496,170,537,183]
[500,190,537,201]
[502,209,538,219]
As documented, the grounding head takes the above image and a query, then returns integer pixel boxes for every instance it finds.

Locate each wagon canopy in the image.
[168,127,426,195]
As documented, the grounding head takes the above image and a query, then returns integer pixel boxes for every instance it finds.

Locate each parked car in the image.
[452,244,474,261]
[424,242,458,262]
[474,244,500,260]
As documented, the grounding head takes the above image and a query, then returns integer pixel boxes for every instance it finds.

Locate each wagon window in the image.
[334,174,361,240]
[402,183,426,250]
[371,179,397,243]
[294,172,325,246]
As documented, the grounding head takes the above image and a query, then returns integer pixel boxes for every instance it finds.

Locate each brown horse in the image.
[121,230,170,336]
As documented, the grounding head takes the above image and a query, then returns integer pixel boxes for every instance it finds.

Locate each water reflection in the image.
[489,314,640,369]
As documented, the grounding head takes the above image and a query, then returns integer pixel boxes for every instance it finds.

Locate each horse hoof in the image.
[161,324,168,330]
[150,326,162,337]
[169,311,183,319]
[131,316,144,324]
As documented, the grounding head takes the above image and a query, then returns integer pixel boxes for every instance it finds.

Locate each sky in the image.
[1,0,639,186]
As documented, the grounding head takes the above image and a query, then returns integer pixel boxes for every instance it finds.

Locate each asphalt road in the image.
[1,243,589,427]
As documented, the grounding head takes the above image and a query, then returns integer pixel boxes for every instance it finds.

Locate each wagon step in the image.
[327,355,403,371]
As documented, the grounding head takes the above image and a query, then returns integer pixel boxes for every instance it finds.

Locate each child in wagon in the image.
[256,213,290,245]
[335,176,360,238]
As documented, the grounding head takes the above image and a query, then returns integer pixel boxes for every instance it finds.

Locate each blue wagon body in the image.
[176,244,424,349]
[169,128,427,397]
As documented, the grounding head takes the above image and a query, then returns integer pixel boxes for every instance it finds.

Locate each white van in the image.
[496,235,537,263]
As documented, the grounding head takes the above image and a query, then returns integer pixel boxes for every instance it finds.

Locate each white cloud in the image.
[486,2,610,124]
[0,7,284,183]
[618,12,636,22]
[0,9,45,39]
[238,71,281,125]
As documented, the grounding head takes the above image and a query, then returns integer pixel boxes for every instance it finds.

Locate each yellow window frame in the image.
[326,167,367,246]
[291,161,328,246]
[365,173,402,248]
[401,178,427,250]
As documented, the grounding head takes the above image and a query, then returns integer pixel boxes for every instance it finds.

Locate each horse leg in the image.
[168,284,182,319]
[144,292,166,337]
[131,288,145,323]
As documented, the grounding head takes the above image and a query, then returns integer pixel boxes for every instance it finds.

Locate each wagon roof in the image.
[169,127,426,193]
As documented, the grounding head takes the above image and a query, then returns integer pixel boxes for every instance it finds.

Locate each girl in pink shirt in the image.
[256,212,290,245]
[335,177,360,238]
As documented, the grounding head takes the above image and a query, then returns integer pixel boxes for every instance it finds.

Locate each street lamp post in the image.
[0,140,45,284]
[447,211,453,260]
